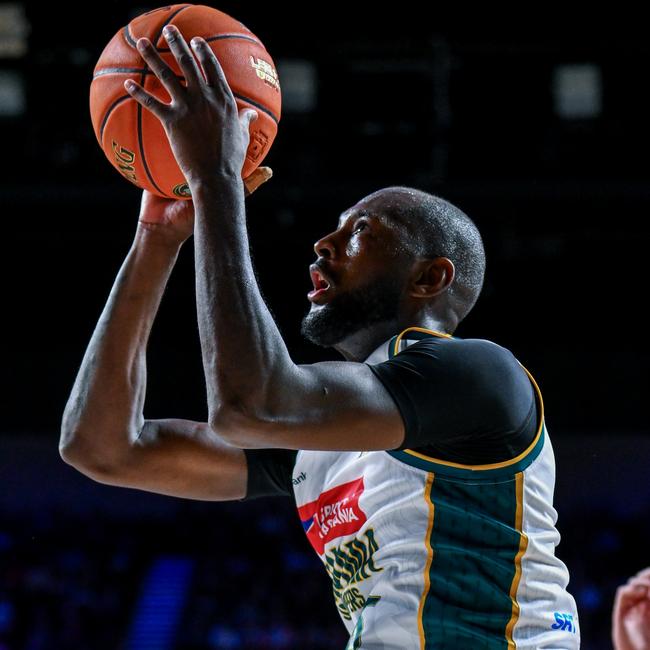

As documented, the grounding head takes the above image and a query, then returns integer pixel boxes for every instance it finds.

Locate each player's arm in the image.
[59,192,248,501]
[121,30,407,452]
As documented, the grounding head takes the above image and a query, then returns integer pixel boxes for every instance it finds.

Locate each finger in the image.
[162,25,202,89]
[615,584,648,613]
[632,568,650,582]
[243,109,259,126]
[628,575,650,591]
[240,109,258,146]
[124,79,169,119]
[244,167,273,197]
[190,37,234,99]
[136,37,184,99]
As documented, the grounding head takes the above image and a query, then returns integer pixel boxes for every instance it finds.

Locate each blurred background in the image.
[0,3,648,648]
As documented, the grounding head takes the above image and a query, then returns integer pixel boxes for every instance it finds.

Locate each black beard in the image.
[301,274,404,348]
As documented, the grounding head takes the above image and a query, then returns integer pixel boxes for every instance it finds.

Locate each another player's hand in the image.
[613,567,650,650]
[123,24,256,190]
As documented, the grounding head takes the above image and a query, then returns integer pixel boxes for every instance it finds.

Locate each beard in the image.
[301,273,404,348]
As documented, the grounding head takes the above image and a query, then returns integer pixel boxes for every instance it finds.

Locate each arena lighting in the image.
[276,59,317,113]
[0,3,29,58]
[0,70,25,116]
[552,63,602,119]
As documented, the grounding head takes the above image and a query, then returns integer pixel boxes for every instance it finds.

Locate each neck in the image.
[333,314,449,362]
[333,320,399,362]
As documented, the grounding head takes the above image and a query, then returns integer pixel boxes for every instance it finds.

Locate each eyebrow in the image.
[337,208,372,228]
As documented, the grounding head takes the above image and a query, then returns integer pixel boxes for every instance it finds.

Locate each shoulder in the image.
[370,335,535,422]
[391,336,524,376]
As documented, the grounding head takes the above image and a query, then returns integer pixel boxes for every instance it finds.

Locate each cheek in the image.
[345,239,362,257]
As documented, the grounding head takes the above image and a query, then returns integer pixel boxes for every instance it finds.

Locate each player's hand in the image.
[123,25,256,190]
[244,166,273,197]
[136,164,271,246]
[612,567,650,650]
[137,191,194,246]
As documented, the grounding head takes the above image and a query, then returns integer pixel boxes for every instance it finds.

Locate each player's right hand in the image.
[136,165,270,247]
[137,190,195,246]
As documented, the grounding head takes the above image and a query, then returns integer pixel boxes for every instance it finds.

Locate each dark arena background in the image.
[1,4,648,649]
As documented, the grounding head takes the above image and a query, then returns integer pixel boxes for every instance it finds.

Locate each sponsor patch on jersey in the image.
[297,477,367,554]
[551,612,577,633]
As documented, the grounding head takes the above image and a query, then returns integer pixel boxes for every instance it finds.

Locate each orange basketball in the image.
[89,4,281,199]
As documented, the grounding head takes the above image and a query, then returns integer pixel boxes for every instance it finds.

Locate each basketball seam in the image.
[123,28,261,51]
[123,25,137,49]
[94,67,147,78]
[233,93,280,125]
[137,4,192,197]
[155,33,263,52]
[99,94,130,142]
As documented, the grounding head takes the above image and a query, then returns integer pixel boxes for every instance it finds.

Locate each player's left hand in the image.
[123,24,257,190]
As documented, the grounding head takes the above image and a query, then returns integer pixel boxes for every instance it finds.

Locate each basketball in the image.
[89,4,281,199]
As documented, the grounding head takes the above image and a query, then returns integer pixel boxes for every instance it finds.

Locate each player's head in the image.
[301,186,485,348]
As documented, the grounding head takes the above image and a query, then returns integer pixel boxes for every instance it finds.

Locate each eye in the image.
[352,220,368,235]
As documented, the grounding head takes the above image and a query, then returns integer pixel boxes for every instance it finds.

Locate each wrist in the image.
[134,223,186,254]
[189,172,245,202]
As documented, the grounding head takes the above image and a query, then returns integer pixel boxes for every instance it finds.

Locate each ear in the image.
[407,257,455,299]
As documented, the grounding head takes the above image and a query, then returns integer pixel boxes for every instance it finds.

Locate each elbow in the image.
[58,433,97,473]
[59,426,87,467]
[58,427,123,481]
[59,409,93,468]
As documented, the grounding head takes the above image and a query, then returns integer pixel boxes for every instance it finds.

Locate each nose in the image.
[313,231,336,259]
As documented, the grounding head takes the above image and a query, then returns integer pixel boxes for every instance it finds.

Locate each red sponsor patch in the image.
[297,477,367,554]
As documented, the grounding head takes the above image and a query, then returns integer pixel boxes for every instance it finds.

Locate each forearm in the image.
[60,227,181,468]
[193,177,294,424]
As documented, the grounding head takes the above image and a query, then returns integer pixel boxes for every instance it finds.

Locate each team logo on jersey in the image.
[324,529,383,621]
[297,477,367,554]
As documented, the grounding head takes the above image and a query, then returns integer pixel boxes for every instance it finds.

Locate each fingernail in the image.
[190,37,200,48]
[136,38,148,51]
[163,25,176,36]
[125,80,135,90]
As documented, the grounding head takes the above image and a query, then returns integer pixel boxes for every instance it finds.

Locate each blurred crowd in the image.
[0,499,647,649]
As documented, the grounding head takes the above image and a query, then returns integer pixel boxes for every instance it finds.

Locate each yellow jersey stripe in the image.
[418,472,435,649]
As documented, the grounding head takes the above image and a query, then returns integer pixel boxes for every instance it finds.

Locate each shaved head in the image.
[361,186,486,326]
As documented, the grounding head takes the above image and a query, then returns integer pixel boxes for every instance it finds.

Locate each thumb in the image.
[242,109,258,127]
[244,166,273,197]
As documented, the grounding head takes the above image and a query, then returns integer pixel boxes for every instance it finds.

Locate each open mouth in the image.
[308,267,332,302]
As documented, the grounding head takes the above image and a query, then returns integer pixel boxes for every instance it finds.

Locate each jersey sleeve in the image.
[367,338,538,464]
[240,448,298,500]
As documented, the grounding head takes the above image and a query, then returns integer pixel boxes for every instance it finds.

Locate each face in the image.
[301,196,411,347]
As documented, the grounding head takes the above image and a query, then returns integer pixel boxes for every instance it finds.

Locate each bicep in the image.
[228,362,405,451]
[90,419,248,501]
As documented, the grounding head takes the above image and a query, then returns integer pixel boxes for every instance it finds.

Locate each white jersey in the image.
[293,327,579,649]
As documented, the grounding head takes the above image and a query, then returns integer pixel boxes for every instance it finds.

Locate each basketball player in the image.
[60,26,580,648]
